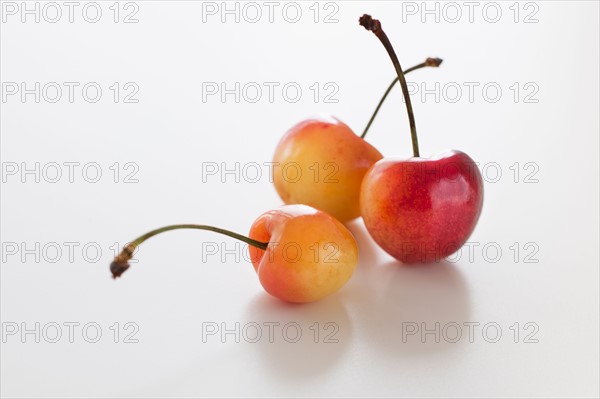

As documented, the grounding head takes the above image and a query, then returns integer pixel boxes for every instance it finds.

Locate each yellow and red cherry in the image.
[273,116,382,222]
[111,205,358,303]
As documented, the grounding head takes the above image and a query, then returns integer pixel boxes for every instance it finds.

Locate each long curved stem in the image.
[359,14,421,157]
[111,224,268,279]
[361,57,442,139]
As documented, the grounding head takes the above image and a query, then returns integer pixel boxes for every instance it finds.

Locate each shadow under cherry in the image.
[241,293,352,380]
[343,257,472,357]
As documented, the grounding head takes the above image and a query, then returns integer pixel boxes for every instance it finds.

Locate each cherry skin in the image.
[110,204,358,303]
[248,204,358,303]
[273,116,382,222]
[360,151,483,263]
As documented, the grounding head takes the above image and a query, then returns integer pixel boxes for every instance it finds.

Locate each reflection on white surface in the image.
[344,221,471,357]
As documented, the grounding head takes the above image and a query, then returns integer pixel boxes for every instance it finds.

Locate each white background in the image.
[1,1,599,397]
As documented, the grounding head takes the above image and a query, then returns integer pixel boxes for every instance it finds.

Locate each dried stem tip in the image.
[426,57,443,67]
[111,243,135,279]
[359,14,381,33]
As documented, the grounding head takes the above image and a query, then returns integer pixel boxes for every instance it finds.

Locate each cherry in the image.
[273,115,382,222]
[272,59,442,223]
[111,205,358,303]
[358,14,484,263]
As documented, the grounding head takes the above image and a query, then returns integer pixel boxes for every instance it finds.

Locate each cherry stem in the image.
[110,224,268,279]
[361,57,442,139]
[359,14,421,157]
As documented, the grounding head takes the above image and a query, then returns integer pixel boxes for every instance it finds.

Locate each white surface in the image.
[1,1,599,397]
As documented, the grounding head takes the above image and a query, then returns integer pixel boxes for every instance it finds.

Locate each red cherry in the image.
[361,151,483,263]
[359,14,484,263]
